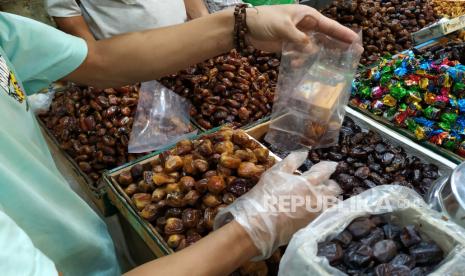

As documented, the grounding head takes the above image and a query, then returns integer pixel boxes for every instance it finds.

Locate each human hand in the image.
[214,151,341,260]
[245,4,360,52]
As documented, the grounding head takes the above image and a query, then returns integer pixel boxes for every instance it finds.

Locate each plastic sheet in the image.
[128,81,196,153]
[279,185,465,276]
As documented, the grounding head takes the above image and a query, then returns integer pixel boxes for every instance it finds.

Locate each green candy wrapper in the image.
[441,112,458,124]
[439,121,452,131]
[391,86,408,100]
[424,106,441,120]
[406,118,417,132]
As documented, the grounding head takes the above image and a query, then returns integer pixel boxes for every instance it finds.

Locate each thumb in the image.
[282,22,310,45]
[301,161,338,184]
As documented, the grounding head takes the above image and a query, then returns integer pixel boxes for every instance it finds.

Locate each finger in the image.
[294,8,359,44]
[273,150,308,173]
[301,161,338,182]
[281,20,310,45]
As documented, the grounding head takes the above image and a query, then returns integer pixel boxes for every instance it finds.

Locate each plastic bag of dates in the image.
[279,185,465,276]
[265,31,362,151]
[128,81,197,153]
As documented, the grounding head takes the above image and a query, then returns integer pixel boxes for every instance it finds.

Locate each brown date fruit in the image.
[203,207,218,230]
[238,162,265,179]
[165,183,182,194]
[179,176,195,192]
[193,159,209,173]
[165,218,184,235]
[207,175,226,194]
[140,203,161,221]
[219,154,241,169]
[232,130,250,146]
[182,155,196,175]
[194,178,209,194]
[184,190,201,206]
[152,188,166,202]
[202,193,222,207]
[164,155,183,173]
[152,173,176,186]
[166,192,186,208]
[214,141,234,154]
[167,234,185,250]
[175,140,193,155]
[182,209,201,229]
[197,140,213,156]
[253,148,269,163]
[124,183,138,197]
[130,164,144,180]
[132,193,152,211]
[118,171,133,187]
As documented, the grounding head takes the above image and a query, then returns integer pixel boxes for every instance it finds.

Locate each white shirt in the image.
[46,0,187,39]
[204,0,243,13]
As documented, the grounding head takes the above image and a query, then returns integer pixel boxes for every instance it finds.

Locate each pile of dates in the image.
[159,47,279,129]
[433,0,465,18]
[320,0,440,64]
[318,215,444,275]
[414,41,465,65]
[40,85,145,182]
[116,128,280,275]
[265,117,440,199]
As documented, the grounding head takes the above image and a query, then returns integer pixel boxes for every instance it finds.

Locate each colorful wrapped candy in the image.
[352,53,465,158]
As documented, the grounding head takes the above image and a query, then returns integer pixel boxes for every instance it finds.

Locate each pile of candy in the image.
[351,53,465,157]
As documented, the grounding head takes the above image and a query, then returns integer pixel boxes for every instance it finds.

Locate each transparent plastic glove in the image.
[214,151,341,261]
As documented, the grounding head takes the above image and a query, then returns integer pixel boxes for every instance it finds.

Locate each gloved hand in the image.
[214,151,341,260]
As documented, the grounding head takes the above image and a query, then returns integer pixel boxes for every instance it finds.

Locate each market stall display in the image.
[39,85,147,183]
[279,186,465,276]
[264,117,445,199]
[159,48,279,130]
[318,216,444,275]
[433,0,465,18]
[106,127,281,275]
[320,0,440,64]
[351,52,465,162]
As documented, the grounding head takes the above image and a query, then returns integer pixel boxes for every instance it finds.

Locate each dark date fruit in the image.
[319,216,444,276]
[320,0,440,64]
[373,240,398,263]
[400,225,422,248]
[317,242,343,265]
[263,117,441,199]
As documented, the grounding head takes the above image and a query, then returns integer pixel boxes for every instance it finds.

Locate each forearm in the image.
[184,0,210,19]
[125,221,258,276]
[65,10,234,88]
[53,16,96,42]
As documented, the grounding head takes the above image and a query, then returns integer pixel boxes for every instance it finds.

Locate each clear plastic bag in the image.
[265,32,362,151]
[128,81,197,153]
[29,82,70,114]
[278,185,465,276]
